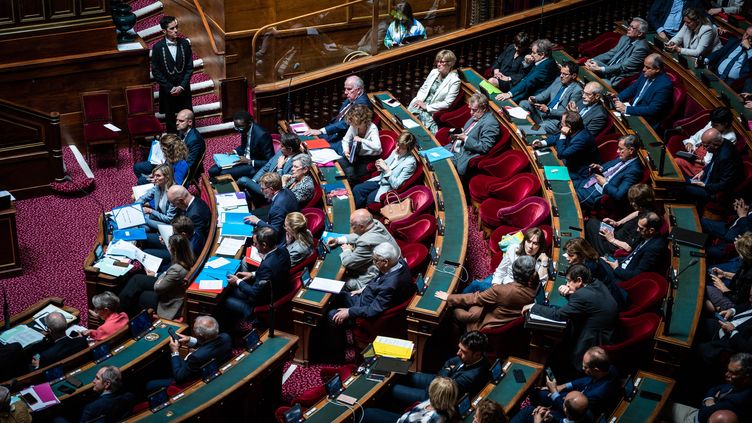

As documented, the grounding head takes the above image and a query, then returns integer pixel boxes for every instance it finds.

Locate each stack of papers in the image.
[0,325,44,348]
[290,122,310,134]
[213,153,241,169]
[132,183,154,200]
[373,336,414,359]
[19,383,59,411]
[111,203,146,229]
[93,257,133,277]
[102,240,162,273]
[307,277,345,294]
[190,256,242,293]
[244,246,263,266]
[216,192,247,210]
[215,237,246,256]
[505,106,530,120]
[310,148,342,164]
[401,119,419,129]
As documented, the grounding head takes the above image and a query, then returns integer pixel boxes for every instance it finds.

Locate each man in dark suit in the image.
[244,172,299,244]
[328,242,415,326]
[567,81,609,136]
[702,198,752,259]
[0,342,27,381]
[167,185,211,238]
[389,331,490,407]
[683,128,742,209]
[524,265,618,371]
[520,60,583,134]
[699,286,752,363]
[305,75,370,154]
[220,227,292,325]
[648,0,704,39]
[151,16,193,133]
[576,135,643,209]
[146,316,231,392]
[585,18,650,86]
[706,26,752,85]
[496,39,559,103]
[33,312,88,369]
[532,111,599,184]
[615,54,673,128]
[449,92,500,176]
[671,353,752,423]
[510,347,620,423]
[602,211,668,282]
[237,133,301,206]
[79,366,135,423]
[208,111,274,180]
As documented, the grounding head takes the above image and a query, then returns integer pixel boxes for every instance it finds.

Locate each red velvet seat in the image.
[272,134,281,153]
[596,138,619,163]
[366,165,426,215]
[578,31,621,58]
[254,274,303,333]
[391,214,437,246]
[302,207,325,238]
[473,171,540,210]
[352,294,415,348]
[125,84,163,157]
[401,242,429,274]
[304,183,323,209]
[384,185,435,226]
[616,272,669,318]
[436,127,452,146]
[274,365,357,418]
[487,197,550,253]
[466,128,512,177]
[478,174,542,230]
[601,313,660,370]
[475,149,530,178]
[480,316,528,361]
[594,119,615,145]
[665,108,711,156]
[81,90,118,163]
[661,85,687,130]
[365,133,398,178]
[434,96,469,129]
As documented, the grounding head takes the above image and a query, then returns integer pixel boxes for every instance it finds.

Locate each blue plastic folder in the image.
[543,166,570,181]
[322,182,346,193]
[112,228,147,241]
[223,212,249,224]
[221,222,254,237]
[213,153,241,168]
[420,146,454,163]
[195,257,242,291]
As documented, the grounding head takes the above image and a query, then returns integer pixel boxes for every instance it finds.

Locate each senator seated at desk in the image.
[584,17,650,86]
[664,8,721,59]
[352,131,418,208]
[562,238,628,311]
[134,164,177,231]
[509,347,620,423]
[362,376,459,423]
[487,31,532,92]
[702,198,752,259]
[681,128,742,208]
[208,111,274,180]
[217,227,291,328]
[408,49,461,133]
[237,133,302,206]
[284,212,314,267]
[146,316,232,392]
[648,0,704,40]
[435,255,538,332]
[282,154,315,207]
[167,185,211,239]
[449,92,501,176]
[53,366,135,423]
[522,266,618,373]
[243,172,300,245]
[614,54,673,128]
[705,26,752,85]
[338,104,383,186]
[673,107,737,179]
[32,312,88,369]
[601,211,668,283]
[326,209,401,291]
[531,111,599,184]
[144,215,206,267]
[567,81,609,137]
[519,60,582,135]
[700,283,752,364]
[495,39,559,103]
[0,386,31,423]
[575,134,643,210]
[83,291,128,342]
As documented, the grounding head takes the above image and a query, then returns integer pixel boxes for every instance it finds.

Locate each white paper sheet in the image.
[132,183,154,200]
[401,119,419,128]
[308,277,345,294]
[199,279,223,290]
[310,148,343,164]
[103,123,121,132]
[506,107,530,120]
[156,224,174,245]
[215,237,246,256]
[206,257,231,269]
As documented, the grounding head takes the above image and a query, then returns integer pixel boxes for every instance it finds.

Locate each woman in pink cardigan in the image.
[83,291,129,342]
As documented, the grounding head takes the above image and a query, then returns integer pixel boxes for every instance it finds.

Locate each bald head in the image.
[176,109,194,133]
[709,410,739,423]
[350,209,374,235]
[45,312,68,339]
[701,128,724,153]
[563,391,588,420]
[167,185,193,210]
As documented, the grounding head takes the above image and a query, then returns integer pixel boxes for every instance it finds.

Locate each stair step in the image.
[137,23,162,40]
[154,101,220,120]
[153,79,214,100]
[133,1,162,18]
[197,121,235,136]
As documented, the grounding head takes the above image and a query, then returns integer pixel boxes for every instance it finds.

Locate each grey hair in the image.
[585,81,604,96]
[512,255,537,286]
[92,291,120,312]
[373,242,400,263]
[194,315,219,340]
[533,39,553,57]
[632,17,648,34]
[730,352,752,377]
[346,75,364,90]
[100,366,123,392]
[292,154,313,169]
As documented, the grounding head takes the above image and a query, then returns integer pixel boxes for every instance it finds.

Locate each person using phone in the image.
[448,93,500,177]
[673,107,736,180]
[509,347,619,422]
[574,135,643,210]
[352,131,418,208]
[83,291,129,342]
[519,61,582,135]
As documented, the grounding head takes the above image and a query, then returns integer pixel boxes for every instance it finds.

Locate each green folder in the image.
[479,80,502,95]
[544,166,570,181]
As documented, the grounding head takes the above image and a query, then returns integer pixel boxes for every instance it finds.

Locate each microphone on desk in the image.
[286,63,301,123]
[670,258,699,290]
[662,291,674,336]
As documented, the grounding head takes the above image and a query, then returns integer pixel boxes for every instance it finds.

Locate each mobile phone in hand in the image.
[168,327,179,342]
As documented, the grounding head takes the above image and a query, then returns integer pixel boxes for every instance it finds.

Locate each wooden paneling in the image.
[0,20,116,62]
[0,0,107,31]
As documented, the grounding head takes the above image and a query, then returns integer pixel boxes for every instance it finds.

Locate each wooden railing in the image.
[192,0,224,55]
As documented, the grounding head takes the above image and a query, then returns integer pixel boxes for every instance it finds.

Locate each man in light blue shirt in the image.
[707,26,752,83]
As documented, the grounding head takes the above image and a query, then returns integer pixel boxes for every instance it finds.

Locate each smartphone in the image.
[168,327,180,342]
[21,393,38,405]
[545,367,555,381]
[513,368,526,383]
[715,312,729,323]
[66,376,83,388]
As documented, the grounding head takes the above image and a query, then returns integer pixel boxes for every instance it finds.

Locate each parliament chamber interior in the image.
[2,0,752,421]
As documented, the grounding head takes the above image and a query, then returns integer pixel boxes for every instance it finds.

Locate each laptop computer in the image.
[128,310,152,339]
[325,374,345,398]
[148,388,170,413]
[91,343,112,364]
[244,329,263,352]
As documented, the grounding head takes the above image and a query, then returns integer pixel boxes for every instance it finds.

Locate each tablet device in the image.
[325,374,345,398]
[490,359,504,384]
[129,310,152,339]
[623,374,636,401]
[244,328,263,352]
[415,273,427,295]
[284,403,304,423]
[456,393,472,418]
[91,343,112,363]
[301,268,312,288]
[148,388,170,413]
[201,359,220,383]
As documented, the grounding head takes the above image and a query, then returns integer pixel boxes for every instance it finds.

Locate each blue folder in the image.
[221,222,254,237]
[543,166,570,181]
[213,153,241,168]
[112,228,147,241]
[420,146,454,163]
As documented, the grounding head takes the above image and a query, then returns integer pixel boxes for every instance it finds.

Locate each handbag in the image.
[380,192,412,222]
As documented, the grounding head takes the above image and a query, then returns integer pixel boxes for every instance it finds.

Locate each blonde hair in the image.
[285,212,314,249]
[160,134,189,164]
[435,49,457,68]
[152,164,175,189]
[428,376,458,418]
[345,104,373,127]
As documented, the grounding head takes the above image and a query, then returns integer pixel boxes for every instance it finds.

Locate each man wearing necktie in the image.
[585,17,650,86]
[699,285,752,363]
[566,81,609,136]
[683,128,742,209]
[151,16,193,133]
[520,61,583,134]
[449,93,500,176]
[615,54,673,128]
[670,353,752,423]
[305,75,370,154]
[576,135,643,210]
[208,111,274,180]
[706,26,752,84]
[601,212,668,282]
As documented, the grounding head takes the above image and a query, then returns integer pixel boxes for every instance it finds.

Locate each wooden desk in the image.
[127,331,297,421]
[302,368,396,423]
[463,357,543,420]
[653,204,705,376]
[609,370,675,423]
[0,201,21,277]
[368,92,468,371]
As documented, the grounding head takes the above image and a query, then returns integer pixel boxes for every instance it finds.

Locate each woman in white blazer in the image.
[135,164,177,231]
[408,49,461,133]
[352,132,418,208]
[666,8,721,58]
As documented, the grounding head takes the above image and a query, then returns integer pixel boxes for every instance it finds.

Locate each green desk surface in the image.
[463,361,540,422]
[459,69,530,127]
[137,335,295,421]
[51,323,176,398]
[666,206,703,343]
[616,376,671,423]
[304,373,383,422]
[372,93,467,312]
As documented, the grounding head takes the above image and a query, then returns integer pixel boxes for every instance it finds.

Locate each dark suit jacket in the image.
[79,391,135,423]
[38,336,88,368]
[707,37,752,82]
[647,0,703,32]
[170,333,232,384]
[699,303,752,362]
[510,57,559,103]
[257,189,299,240]
[612,236,668,281]
[151,38,193,114]
[346,260,415,319]
[549,130,599,182]
[0,342,27,381]
[698,382,752,423]
[703,140,742,195]
[532,280,618,368]
[600,157,643,202]
[237,247,292,306]
[437,355,490,398]
[234,123,275,173]
[323,92,371,142]
[576,100,609,136]
[184,196,212,238]
[618,72,673,126]
[490,44,530,86]
[251,151,295,182]
[592,36,650,85]
[182,128,206,177]
[554,366,620,417]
